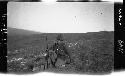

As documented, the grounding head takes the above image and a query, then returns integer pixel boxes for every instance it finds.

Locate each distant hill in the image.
[7,28,114,55]
[7,27,55,51]
[8,27,42,36]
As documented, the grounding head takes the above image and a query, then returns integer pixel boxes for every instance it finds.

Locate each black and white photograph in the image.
[0,0,124,75]
[6,2,116,75]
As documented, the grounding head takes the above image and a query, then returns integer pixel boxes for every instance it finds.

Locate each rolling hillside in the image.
[7,28,114,74]
[7,27,114,54]
[7,27,42,36]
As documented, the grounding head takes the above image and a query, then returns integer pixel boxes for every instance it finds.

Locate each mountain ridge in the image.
[8,27,42,36]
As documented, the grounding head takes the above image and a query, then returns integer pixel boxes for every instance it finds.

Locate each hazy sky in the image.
[8,2,114,33]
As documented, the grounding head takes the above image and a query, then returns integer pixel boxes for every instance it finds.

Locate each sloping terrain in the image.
[7,29,114,74]
[7,27,41,36]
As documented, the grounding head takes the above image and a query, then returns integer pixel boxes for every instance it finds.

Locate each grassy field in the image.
[7,28,114,74]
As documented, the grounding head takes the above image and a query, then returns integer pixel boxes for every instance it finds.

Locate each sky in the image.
[8,2,114,33]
